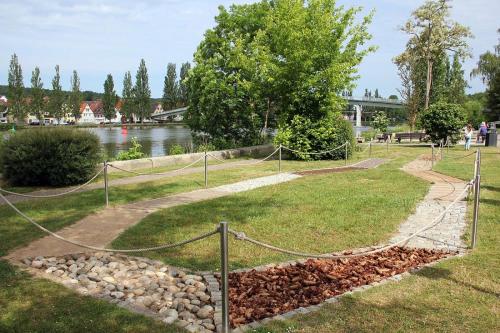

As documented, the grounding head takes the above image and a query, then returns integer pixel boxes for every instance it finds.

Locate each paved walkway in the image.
[390,157,469,252]
[1,158,269,205]
[5,158,386,261]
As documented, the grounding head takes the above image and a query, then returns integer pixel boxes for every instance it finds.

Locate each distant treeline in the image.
[0,85,105,101]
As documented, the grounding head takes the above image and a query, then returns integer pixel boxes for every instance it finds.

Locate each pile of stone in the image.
[23,252,219,332]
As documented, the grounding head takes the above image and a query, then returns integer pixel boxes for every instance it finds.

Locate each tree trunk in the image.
[425,57,433,110]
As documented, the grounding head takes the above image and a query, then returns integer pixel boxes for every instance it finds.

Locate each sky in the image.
[0,0,499,98]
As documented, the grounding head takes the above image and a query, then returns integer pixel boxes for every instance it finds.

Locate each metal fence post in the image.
[219,221,230,333]
[204,150,208,188]
[471,149,481,249]
[369,141,372,158]
[278,144,282,173]
[345,141,348,165]
[431,143,434,169]
[440,140,443,160]
[386,139,389,153]
[104,161,109,207]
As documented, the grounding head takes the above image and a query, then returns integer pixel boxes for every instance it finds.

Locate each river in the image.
[84,125,193,158]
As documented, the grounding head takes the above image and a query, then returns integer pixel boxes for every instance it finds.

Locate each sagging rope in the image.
[228,182,472,259]
[446,150,477,160]
[0,166,105,198]
[207,147,281,166]
[282,141,348,155]
[0,191,218,253]
[108,155,206,176]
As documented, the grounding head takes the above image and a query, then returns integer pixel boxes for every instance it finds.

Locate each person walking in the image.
[464,124,473,151]
[478,122,488,143]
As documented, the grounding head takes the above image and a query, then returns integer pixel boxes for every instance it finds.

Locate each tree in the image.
[372,111,389,133]
[394,54,420,130]
[30,67,45,124]
[448,53,467,104]
[399,0,472,109]
[420,101,466,143]
[102,74,117,123]
[179,62,191,106]
[134,59,151,123]
[121,71,134,121]
[388,95,399,100]
[49,65,64,123]
[7,53,25,122]
[162,63,178,110]
[374,89,380,98]
[463,100,484,126]
[472,29,500,121]
[69,70,82,121]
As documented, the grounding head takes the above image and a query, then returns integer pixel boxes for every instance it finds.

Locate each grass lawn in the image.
[0,144,414,333]
[252,146,500,333]
[112,146,430,271]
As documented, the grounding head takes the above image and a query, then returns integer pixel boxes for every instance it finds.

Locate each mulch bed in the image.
[227,247,451,327]
[295,166,361,176]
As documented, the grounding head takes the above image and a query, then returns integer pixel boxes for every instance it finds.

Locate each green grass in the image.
[111,147,430,271]
[253,146,500,333]
[0,262,180,333]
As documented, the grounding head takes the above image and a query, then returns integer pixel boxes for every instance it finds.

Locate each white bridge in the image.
[151,97,404,128]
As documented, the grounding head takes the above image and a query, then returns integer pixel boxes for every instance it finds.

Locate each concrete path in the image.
[1,158,272,205]
[6,158,386,261]
[390,156,469,252]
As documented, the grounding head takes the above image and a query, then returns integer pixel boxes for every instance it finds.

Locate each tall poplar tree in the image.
[49,65,64,123]
[30,67,45,124]
[7,53,25,123]
[162,63,178,110]
[133,59,151,123]
[179,62,191,106]
[122,71,134,121]
[448,53,467,104]
[102,74,117,123]
[69,70,82,121]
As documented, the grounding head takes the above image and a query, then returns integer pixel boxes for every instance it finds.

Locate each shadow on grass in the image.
[417,266,500,298]
[482,185,500,193]
[0,260,182,333]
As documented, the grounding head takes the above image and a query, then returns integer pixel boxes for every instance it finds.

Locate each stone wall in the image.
[107,144,275,174]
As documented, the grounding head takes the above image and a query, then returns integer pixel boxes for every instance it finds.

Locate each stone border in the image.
[107,144,275,173]
[229,251,468,332]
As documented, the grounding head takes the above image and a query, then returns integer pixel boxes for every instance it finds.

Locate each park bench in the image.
[376,133,391,142]
[395,132,427,143]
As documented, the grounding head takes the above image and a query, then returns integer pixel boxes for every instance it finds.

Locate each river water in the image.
[84,125,193,158]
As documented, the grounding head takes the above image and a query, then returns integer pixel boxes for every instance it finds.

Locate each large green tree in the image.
[121,71,134,121]
[49,65,65,123]
[134,59,151,123]
[7,53,25,122]
[162,63,178,110]
[69,70,82,121]
[102,74,117,123]
[187,0,375,148]
[472,29,500,121]
[448,53,467,104]
[398,0,472,110]
[30,67,45,124]
[179,62,191,106]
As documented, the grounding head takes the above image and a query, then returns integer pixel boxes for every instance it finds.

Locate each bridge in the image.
[151,97,404,126]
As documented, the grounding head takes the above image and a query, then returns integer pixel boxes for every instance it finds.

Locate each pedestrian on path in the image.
[464,124,473,150]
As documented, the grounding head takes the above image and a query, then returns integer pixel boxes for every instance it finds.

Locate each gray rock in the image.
[31,260,44,268]
[197,305,214,319]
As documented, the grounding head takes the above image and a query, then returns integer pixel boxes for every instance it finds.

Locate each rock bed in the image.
[227,247,451,327]
[23,253,218,333]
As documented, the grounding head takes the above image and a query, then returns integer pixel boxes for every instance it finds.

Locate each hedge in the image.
[1,128,101,186]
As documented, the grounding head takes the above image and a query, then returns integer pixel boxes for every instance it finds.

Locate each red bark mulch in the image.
[227,247,451,327]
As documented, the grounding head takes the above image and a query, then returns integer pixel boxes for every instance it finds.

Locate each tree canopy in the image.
[187,0,375,148]
[102,74,117,122]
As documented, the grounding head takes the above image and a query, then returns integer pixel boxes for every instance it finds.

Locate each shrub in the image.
[196,143,216,153]
[419,102,466,143]
[116,137,145,161]
[361,129,377,142]
[1,128,101,186]
[372,111,389,133]
[168,144,186,155]
[274,114,355,160]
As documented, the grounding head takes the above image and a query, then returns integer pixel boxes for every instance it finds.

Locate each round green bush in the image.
[419,102,466,143]
[1,128,101,186]
[274,114,355,160]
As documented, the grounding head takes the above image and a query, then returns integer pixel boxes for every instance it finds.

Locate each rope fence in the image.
[0,145,482,333]
[108,155,206,176]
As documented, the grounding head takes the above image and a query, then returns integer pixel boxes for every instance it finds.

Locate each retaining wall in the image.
[107,144,275,173]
